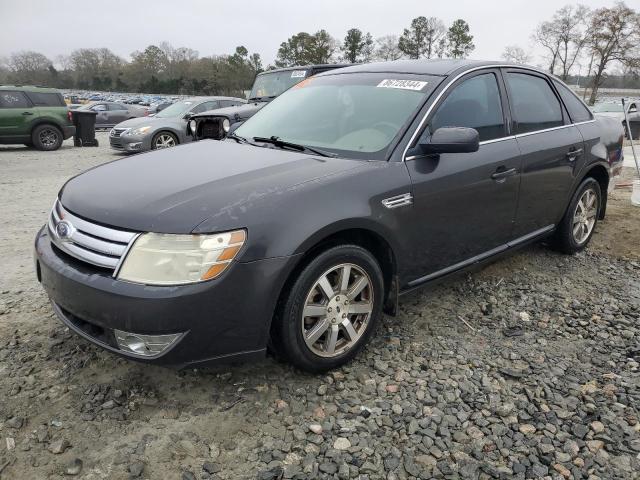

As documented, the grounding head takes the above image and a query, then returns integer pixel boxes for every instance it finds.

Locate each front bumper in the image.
[109,133,151,152]
[34,226,298,368]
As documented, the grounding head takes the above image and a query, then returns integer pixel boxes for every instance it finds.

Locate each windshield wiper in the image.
[248,96,276,102]
[227,132,249,144]
[253,136,337,158]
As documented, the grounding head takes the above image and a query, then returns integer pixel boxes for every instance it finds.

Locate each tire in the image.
[271,245,384,372]
[552,177,601,254]
[32,124,63,151]
[151,131,178,150]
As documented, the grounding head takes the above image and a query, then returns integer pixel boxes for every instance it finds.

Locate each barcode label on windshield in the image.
[291,70,307,78]
[377,79,428,91]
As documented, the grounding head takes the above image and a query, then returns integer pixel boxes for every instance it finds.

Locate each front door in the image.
[403,69,522,283]
[503,70,584,236]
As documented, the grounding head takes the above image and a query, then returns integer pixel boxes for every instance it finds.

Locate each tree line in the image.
[1,5,637,102]
[0,16,474,96]
[503,1,640,104]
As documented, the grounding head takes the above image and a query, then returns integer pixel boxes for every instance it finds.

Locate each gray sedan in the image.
[109,96,245,153]
[79,102,147,128]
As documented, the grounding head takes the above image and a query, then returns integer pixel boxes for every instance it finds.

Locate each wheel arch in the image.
[273,224,400,334]
[580,163,609,219]
[152,129,181,145]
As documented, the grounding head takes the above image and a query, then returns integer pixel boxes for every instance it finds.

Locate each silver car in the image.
[109,96,245,153]
[79,102,147,128]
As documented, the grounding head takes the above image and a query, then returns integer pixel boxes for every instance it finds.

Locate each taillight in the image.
[68,111,73,122]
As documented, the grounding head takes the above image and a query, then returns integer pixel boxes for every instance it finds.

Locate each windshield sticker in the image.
[291,70,307,78]
[293,78,314,89]
[377,79,428,91]
[184,101,192,105]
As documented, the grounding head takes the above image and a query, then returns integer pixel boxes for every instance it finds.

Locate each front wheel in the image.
[151,131,177,150]
[271,245,384,372]
[552,177,601,254]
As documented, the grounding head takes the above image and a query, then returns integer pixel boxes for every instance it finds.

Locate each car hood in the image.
[193,102,266,122]
[59,140,363,234]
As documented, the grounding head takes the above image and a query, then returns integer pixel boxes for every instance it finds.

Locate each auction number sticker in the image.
[377,79,428,91]
[291,70,307,78]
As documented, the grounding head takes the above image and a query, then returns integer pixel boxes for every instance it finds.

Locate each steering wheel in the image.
[371,121,398,138]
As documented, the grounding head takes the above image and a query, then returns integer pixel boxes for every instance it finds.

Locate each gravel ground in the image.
[0,135,639,480]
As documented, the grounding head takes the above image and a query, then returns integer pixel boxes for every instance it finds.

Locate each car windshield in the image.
[592,103,623,113]
[236,73,439,160]
[155,100,194,118]
[248,70,310,100]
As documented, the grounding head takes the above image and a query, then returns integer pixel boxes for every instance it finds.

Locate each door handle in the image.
[566,148,583,162]
[21,111,34,116]
[491,167,517,181]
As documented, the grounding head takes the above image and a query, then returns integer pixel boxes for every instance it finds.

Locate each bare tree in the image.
[533,20,562,73]
[8,51,53,85]
[375,35,404,61]
[502,45,532,64]
[586,2,640,104]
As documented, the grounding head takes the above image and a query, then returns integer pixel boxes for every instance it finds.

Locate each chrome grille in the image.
[48,199,138,271]
[110,127,128,138]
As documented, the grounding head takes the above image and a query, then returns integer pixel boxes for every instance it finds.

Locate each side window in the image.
[553,80,593,123]
[191,101,218,114]
[505,73,563,134]
[91,104,107,112]
[0,91,31,108]
[108,103,123,111]
[429,73,505,142]
[25,92,65,106]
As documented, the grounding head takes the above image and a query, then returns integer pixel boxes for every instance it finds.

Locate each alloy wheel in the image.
[39,128,59,148]
[572,187,598,244]
[154,134,176,149]
[301,263,374,358]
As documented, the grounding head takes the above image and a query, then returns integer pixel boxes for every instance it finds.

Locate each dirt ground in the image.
[0,135,639,480]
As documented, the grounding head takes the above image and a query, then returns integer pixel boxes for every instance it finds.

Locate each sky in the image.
[0,0,629,70]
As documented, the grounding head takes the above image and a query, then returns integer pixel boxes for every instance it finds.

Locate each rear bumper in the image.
[62,125,75,140]
[34,226,300,368]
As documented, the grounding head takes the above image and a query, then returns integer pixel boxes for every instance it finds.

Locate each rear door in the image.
[91,103,110,127]
[0,91,34,137]
[403,69,522,281]
[108,103,128,124]
[503,69,584,237]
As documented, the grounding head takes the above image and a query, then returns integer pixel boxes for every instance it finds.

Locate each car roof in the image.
[316,59,533,77]
[0,85,61,93]
[256,64,351,76]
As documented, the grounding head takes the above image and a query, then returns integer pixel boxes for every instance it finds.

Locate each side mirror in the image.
[407,127,479,158]
[183,112,193,120]
[629,104,638,114]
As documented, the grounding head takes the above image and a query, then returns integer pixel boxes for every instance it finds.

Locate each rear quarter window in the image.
[25,92,66,107]
[553,80,593,123]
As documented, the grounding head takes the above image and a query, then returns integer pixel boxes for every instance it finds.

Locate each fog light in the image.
[125,142,142,151]
[114,329,182,357]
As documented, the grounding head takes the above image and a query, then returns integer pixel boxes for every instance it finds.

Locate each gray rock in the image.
[64,458,82,476]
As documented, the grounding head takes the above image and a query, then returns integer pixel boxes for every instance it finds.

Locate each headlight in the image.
[189,119,196,134]
[129,126,152,135]
[222,118,230,132]
[117,230,246,285]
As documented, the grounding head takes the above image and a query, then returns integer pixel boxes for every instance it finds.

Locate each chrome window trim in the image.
[402,64,596,161]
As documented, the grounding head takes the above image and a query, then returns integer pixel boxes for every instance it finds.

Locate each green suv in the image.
[0,86,75,151]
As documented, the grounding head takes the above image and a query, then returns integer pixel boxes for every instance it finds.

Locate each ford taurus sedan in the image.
[35,59,624,372]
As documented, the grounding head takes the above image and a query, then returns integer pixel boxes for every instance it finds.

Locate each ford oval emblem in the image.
[56,220,74,240]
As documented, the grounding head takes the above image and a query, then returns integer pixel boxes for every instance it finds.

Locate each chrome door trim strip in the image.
[479,135,517,146]
[405,224,555,288]
[402,64,596,161]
